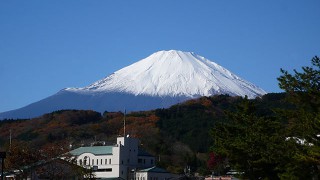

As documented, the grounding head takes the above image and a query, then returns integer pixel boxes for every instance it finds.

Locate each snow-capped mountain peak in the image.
[67,50,266,98]
[0,50,267,119]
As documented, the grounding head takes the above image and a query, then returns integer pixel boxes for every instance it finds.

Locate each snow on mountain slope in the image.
[66,50,266,98]
[0,50,267,119]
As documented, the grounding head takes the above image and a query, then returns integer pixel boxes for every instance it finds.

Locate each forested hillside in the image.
[0,92,289,175]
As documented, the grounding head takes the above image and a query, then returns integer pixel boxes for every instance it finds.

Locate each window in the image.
[122,160,123,164]
[101,159,102,164]
[79,159,82,165]
[105,159,107,164]
[138,159,142,163]
[109,159,111,164]
[97,159,99,165]
[151,159,154,165]
[92,159,94,165]
[93,168,112,172]
[143,159,145,164]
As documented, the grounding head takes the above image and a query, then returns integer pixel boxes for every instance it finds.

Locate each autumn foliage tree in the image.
[207,152,225,175]
[4,141,39,178]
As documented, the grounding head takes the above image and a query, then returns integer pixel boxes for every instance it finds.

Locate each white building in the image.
[69,136,156,179]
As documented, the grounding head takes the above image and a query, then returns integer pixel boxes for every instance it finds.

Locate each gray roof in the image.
[138,166,169,173]
[69,146,113,156]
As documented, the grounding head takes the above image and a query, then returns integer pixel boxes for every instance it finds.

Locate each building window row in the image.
[78,158,112,166]
[137,177,145,180]
[138,158,154,165]
[93,168,112,172]
[92,158,112,165]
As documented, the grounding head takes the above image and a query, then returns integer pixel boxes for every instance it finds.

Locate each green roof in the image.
[70,146,113,156]
[138,166,169,173]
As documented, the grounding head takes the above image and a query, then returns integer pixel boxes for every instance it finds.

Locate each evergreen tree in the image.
[277,56,320,178]
[211,98,286,179]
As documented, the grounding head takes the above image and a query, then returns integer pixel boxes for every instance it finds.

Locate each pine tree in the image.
[211,98,286,179]
[277,56,320,179]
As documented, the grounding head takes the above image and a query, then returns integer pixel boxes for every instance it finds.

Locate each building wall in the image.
[137,156,155,168]
[117,137,139,179]
[76,152,120,178]
[74,137,155,179]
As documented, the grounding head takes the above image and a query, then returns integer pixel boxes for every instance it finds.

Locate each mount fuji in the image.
[0,50,266,119]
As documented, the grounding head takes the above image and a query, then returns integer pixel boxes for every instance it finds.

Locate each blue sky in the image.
[1,0,319,113]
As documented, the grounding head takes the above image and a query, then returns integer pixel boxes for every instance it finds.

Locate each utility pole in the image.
[123,109,126,137]
[0,152,6,180]
[9,129,12,150]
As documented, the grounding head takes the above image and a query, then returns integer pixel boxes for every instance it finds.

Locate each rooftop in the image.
[69,146,113,156]
[138,166,169,173]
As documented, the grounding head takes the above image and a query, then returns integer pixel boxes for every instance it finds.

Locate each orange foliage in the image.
[118,114,160,139]
[201,98,212,107]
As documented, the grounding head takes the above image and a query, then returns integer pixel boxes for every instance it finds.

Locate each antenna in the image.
[9,129,12,150]
[124,109,126,137]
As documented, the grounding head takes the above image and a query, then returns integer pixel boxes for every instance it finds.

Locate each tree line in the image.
[210,56,320,179]
[0,56,318,179]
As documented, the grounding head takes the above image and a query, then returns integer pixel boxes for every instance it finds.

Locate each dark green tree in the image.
[210,56,320,179]
[277,56,320,179]
[211,98,286,179]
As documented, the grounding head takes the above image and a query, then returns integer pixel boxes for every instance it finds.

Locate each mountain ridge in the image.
[66,50,266,98]
[0,50,266,119]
